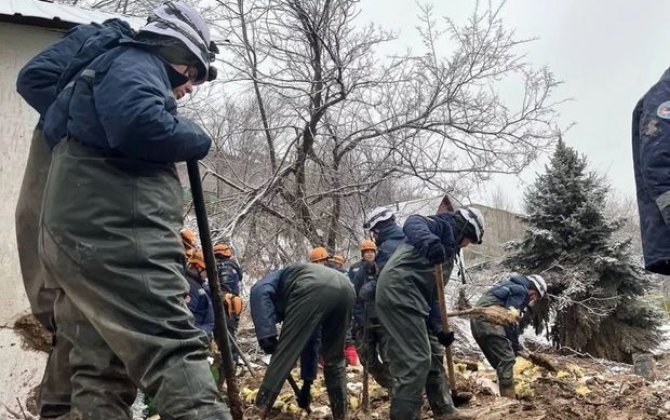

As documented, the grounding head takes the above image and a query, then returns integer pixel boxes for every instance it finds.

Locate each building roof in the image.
[0,0,144,31]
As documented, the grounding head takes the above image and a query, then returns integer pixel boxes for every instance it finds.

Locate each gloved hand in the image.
[425,241,447,265]
[512,344,523,356]
[258,336,278,354]
[297,379,313,410]
[436,330,455,347]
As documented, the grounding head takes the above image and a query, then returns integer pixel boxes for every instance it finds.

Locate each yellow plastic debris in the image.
[567,363,585,378]
[349,396,360,410]
[455,363,468,373]
[278,392,294,403]
[514,357,535,376]
[285,403,301,414]
[243,388,258,403]
[575,384,591,396]
[514,381,534,398]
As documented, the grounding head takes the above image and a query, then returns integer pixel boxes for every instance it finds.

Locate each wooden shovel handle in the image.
[435,264,456,390]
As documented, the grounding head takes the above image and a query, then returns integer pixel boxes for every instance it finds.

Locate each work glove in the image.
[425,241,447,265]
[297,379,313,410]
[436,330,455,347]
[258,336,278,355]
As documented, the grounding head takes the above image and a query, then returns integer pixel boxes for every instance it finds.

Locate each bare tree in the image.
[54,0,564,268]
[187,0,563,263]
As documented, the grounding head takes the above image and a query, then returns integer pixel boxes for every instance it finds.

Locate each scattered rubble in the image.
[235,351,670,419]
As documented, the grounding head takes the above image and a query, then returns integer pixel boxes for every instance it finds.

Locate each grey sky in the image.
[359,0,670,210]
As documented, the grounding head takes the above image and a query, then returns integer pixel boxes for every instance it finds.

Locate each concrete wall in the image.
[0,22,61,415]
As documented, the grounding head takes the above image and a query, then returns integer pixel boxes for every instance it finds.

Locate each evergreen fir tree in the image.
[506,139,664,362]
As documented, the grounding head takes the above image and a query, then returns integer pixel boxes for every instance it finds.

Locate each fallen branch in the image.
[447,306,519,326]
[518,351,559,373]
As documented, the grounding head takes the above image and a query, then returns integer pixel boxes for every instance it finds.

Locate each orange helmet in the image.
[309,247,329,262]
[360,240,377,252]
[213,243,233,258]
[181,228,197,249]
[331,255,345,266]
[187,250,206,270]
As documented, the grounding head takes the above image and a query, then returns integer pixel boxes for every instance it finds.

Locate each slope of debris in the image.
[235,350,670,420]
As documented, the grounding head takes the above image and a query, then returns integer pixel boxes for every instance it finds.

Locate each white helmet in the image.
[456,207,485,244]
[141,1,218,84]
[364,207,395,230]
[527,274,547,298]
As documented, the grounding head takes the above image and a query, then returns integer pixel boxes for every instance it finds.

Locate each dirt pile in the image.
[13,314,52,353]
[236,351,670,419]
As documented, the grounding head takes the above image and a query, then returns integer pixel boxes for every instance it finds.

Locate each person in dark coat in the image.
[213,243,244,364]
[38,3,230,419]
[15,18,135,418]
[633,70,670,275]
[185,251,215,337]
[470,273,546,398]
[250,263,355,419]
[349,208,408,391]
[376,207,485,420]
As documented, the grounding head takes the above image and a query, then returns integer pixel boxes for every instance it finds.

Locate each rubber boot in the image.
[499,383,516,399]
[426,379,454,416]
[389,397,421,420]
[255,387,279,414]
[326,385,347,420]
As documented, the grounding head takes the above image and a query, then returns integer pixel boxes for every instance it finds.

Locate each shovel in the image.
[434,264,473,405]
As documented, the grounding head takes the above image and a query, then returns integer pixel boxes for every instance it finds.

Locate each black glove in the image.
[436,330,455,347]
[425,242,447,265]
[297,380,312,410]
[512,343,523,356]
[258,336,278,354]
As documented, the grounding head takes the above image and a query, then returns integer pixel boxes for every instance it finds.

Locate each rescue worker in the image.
[470,273,547,398]
[376,207,485,420]
[38,2,231,419]
[15,17,136,418]
[185,251,215,337]
[350,208,408,391]
[213,243,243,364]
[330,254,346,272]
[182,228,199,258]
[308,246,330,264]
[348,240,377,282]
[633,71,670,274]
[250,263,355,419]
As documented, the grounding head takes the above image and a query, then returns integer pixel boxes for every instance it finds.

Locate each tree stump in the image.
[633,353,657,381]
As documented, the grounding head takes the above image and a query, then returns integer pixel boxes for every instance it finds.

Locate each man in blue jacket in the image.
[250,263,355,419]
[350,207,406,391]
[633,71,670,275]
[470,273,546,398]
[376,207,485,420]
[213,243,243,364]
[186,251,215,337]
[15,17,136,419]
[37,2,230,419]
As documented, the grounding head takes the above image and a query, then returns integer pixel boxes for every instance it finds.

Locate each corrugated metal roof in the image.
[0,0,145,30]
